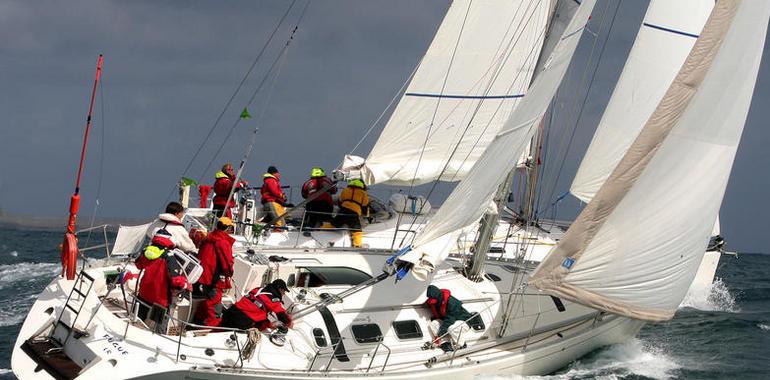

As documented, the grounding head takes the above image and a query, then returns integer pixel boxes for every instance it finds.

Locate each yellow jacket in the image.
[339,187,369,216]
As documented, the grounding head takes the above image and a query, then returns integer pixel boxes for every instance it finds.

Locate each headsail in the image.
[570,0,714,203]
[399,0,596,280]
[358,0,551,186]
[529,0,769,322]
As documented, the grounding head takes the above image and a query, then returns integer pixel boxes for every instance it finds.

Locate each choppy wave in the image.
[0,262,59,290]
[477,339,680,380]
[679,278,738,312]
[758,323,770,331]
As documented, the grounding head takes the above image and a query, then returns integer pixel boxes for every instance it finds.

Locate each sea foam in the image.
[476,339,680,380]
[679,278,738,312]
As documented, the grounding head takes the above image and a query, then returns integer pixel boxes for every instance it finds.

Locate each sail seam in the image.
[404,92,525,99]
[643,22,700,38]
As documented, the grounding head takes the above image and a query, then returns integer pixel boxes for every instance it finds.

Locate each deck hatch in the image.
[351,323,383,344]
[391,320,423,340]
[312,328,327,347]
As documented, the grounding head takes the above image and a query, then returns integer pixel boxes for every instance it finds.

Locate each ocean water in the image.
[0,226,768,379]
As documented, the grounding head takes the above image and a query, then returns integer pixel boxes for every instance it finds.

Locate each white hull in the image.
[12,249,642,380]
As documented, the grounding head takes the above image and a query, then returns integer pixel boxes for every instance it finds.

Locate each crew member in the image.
[134,228,191,324]
[331,178,369,248]
[146,201,197,254]
[425,285,476,352]
[301,167,336,232]
[194,217,236,327]
[212,163,247,218]
[261,166,287,231]
[220,279,293,332]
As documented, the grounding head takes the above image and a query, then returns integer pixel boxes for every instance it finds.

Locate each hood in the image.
[158,213,183,225]
[215,171,229,179]
[426,285,441,299]
[263,173,280,180]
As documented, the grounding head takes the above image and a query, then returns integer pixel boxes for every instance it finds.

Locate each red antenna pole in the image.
[61,54,103,280]
[66,54,103,234]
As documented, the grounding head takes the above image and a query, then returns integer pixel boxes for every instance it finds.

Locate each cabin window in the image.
[351,324,383,344]
[313,328,327,347]
[297,267,372,287]
[391,320,422,340]
[484,273,501,282]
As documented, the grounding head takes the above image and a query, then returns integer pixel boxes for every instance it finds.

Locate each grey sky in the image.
[0,1,768,253]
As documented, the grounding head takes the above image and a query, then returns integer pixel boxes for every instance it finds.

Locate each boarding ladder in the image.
[55,270,96,346]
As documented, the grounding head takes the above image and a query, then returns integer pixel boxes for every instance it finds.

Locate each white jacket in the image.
[146,213,197,253]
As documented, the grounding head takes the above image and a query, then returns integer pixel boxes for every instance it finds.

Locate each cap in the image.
[218,216,235,227]
[267,166,279,174]
[272,279,288,292]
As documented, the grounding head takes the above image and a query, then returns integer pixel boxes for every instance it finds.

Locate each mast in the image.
[464,0,561,280]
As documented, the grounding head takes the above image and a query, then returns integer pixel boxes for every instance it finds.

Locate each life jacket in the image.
[232,287,290,329]
[213,171,235,207]
[426,288,451,319]
[339,186,369,216]
[302,177,334,205]
[196,229,235,288]
[261,173,285,205]
[135,226,187,308]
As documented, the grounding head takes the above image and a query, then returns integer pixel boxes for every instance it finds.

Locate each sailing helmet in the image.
[348,178,365,189]
[310,167,325,178]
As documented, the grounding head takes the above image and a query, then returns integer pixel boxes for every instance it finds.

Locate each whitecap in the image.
[757,323,770,331]
[679,278,738,312]
[0,368,11,375]
[476,339,680,380]
[8,250,18,257]
[0,262,59,290]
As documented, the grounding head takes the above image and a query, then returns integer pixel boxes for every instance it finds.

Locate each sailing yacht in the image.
[11,0,768,379]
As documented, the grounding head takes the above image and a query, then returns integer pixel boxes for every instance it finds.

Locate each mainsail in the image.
[570,0,715,203]
[399,0,595,280]
[529,0,769,322]
[356,0,551,186]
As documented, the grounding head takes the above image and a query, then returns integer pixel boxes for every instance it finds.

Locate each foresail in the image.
[530,0,769,322]
[570,0,714,203]
[363,0,551,186]
[400,0,595,280]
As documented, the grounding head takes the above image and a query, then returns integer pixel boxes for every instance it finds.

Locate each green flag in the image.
[180,177,199,187]
[240,107,251,119]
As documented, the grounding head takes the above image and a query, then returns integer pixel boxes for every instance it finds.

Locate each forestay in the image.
[530,0,769,322]
[570,0,714,203]
[360,0,551,185]
[400,0,595,280]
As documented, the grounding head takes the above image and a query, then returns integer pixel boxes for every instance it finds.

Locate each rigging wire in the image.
[348,58,422,156]
[216,1,312,223]
[84,71,108,248]
[200,1,311,183]
[389,0,474,250]
[396,0,549,248]
[162,0,299,203]
[538,0,621,219]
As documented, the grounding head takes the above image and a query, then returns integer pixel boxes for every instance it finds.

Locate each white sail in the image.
[360,0,551,186]
[400,0,595,280]
[570,0,714,203]
[530,0,769,322]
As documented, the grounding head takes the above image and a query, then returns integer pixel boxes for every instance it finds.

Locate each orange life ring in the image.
[61,233,79,280]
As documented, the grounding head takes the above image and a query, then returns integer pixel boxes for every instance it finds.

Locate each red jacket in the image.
[301,176,336,206]
[135,254,188,308]
[232,287,292,330]
[196,229,235,289]
[212,172,244,208]
[261,173,286,205]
